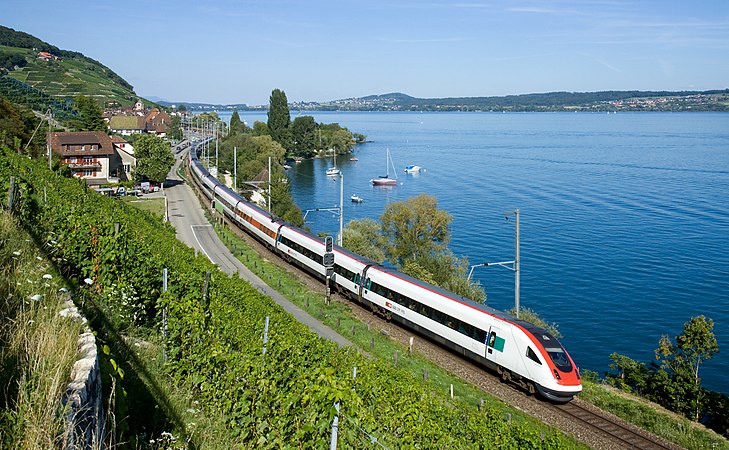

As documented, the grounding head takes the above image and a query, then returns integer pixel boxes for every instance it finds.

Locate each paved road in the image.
[161,151,352,347]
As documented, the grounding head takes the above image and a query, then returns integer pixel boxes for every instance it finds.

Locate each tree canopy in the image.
[608,315,724,431]
[343,194,485,301]
[72,95,106,132]
[267,89,291,150]
[133,133,174,183]
[291,115,317,158]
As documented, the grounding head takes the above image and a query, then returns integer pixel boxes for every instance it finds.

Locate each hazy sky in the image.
[3,1,728,105]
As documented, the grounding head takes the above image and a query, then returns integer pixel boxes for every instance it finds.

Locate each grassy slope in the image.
[2,44,137,107]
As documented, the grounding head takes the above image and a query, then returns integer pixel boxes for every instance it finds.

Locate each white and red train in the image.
[187,143,582,402]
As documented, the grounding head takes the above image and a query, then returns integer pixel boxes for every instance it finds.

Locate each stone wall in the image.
[59,297,105,450]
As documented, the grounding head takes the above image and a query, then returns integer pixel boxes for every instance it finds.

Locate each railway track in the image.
[553,400,680,450]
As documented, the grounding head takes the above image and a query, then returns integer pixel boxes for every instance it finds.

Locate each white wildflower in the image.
[36,256,43,261]
[30,294,42,301]
[43,274,53,279]
[12,251,21,256]
[59,287,69,293]
[84,278,94,285]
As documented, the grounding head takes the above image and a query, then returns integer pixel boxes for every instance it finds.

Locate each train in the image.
[186,140,582,403]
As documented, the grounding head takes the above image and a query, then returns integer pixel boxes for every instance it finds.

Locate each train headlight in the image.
[553,369,561,380]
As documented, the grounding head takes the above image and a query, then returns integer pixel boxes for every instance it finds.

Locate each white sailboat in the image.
[326,147,340,176]
[371,148,398,186]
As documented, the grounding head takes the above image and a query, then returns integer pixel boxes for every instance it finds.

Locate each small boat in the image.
[371,148,399,186]
[326,167,340,176]
[350,194,364,203]
[404,165,421,173]
[350,156,359,161]
[283,164,292,170]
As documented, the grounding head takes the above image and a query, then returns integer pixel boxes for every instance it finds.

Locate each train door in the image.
[485,325,506,363]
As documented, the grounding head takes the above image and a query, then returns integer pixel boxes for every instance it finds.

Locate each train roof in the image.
[373,265,557,342]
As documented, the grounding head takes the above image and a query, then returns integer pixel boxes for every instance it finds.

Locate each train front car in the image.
[518,323,582,403]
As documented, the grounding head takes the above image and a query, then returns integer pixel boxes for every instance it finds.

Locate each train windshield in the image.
[545,347,572,372]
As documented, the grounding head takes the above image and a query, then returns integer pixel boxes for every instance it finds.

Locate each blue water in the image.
[220,110,729,393]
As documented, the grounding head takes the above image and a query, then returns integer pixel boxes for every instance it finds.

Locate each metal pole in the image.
[215,123,218,173]
[338,173,343,246]
[329,401,340,450]
[268,156,272,212]
[514,209,520,318]
[233,146,237,192]
[48,110,52,170]
[262,316,270,355]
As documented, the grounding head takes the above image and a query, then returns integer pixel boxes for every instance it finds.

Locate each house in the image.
[37,51,60,61]
[49,131,120,185]
[145,108,171,136]
[110,136,135,181]
[108,115,146,135]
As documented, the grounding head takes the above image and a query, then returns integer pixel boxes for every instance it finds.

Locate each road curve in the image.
[161,150,352,347]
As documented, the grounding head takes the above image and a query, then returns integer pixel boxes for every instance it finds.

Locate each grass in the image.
[579,378,729,450]
[120,196,166,219]
[0,211,84,449]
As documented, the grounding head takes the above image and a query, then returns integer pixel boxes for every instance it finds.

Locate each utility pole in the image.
[47,109,52,170]
[233,146,237,193]
[338,173,344,246]
[267,156,272,212]
[505,209,520,318]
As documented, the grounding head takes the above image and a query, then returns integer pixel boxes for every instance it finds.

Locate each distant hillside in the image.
[318,90,729,112]
[0,25,137,109]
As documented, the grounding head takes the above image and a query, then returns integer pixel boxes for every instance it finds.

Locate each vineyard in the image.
[0,147,581,448]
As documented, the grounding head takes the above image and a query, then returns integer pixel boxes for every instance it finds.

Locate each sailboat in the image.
[371,148,398,186]
[326,147,340,176]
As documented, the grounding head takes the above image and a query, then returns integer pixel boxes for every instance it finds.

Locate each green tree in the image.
[230,111,249,134]
[267,89,291,150]
[655,315,719,421]
[342,218,387,264]
[134,133,174,183]
[343,195,485,301]
[252,121,269,136]
[72,95,106,131]
[381,194,451,266]
[168,115,183,141]
[291,115,317,158]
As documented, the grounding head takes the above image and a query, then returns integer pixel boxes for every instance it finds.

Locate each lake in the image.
[217,110,729,393]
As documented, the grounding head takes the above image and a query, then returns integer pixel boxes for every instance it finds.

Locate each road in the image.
[160,150,352,347]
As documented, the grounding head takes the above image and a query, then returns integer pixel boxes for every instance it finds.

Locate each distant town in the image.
[163,89,729,113]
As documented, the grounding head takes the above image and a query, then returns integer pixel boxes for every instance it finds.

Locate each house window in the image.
[83,170,93,177]
[70,157,77,163]
[84,156,93,163]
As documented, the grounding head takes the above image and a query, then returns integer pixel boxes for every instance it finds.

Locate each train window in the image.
[488,332,496,347]
[546,347,573,372]
[526,347,542,365]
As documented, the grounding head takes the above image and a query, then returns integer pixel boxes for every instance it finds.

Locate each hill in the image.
[314,90,729,112]
[0,25,137,109]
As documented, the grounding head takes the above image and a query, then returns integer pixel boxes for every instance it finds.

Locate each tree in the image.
[133,133,174,183]
[230,111,249,134]
[291,115,317,158]
[267,89,291,150]
[343,195,485,301]
[342,218,387,264]
[252,121,269,136]
[381,194,451,266]
[655,315,719,421]
[168,115,183,141]
[72,95,106,131]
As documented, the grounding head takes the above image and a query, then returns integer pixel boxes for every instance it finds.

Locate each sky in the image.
[2,0,728,105]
